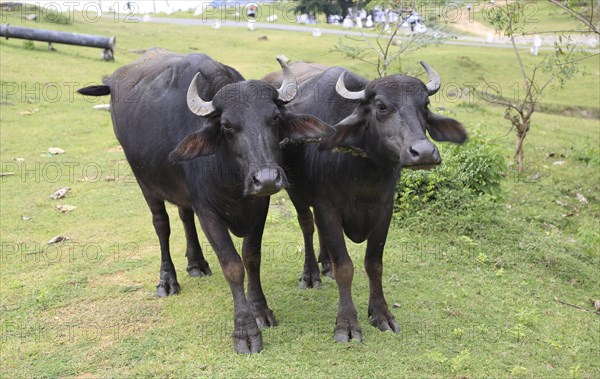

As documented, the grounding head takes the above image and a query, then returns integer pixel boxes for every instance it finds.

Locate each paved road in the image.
[133,16,559,51]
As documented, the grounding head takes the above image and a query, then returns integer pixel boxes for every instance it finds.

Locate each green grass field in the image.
[475,0,596,34]
[1,7,599,379]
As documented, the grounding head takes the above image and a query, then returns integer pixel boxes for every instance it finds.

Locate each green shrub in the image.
[44,10,72,25]
[395,134,506,215]
[22,40,35,50]
[573,140,600,166]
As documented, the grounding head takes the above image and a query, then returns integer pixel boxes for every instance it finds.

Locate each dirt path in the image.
[449,4,497,38]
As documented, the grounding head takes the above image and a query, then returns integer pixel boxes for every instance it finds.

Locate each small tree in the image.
[334,0,444,77]
[482,0,583,171]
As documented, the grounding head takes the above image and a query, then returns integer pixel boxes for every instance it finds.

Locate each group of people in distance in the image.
[298,7,426,33]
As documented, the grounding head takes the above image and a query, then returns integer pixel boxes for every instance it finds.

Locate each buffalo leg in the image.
[142,193,180,297]
[197,211,262,354]
[178,206,212,277]
[317,227,334,279]
[242,200,277,328]
[314,206,362,343]
[296,207,321,289]
[365,202,400,333]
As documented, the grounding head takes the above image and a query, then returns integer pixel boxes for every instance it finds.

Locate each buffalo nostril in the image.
[252,175,261,186]
[409,146,420,158]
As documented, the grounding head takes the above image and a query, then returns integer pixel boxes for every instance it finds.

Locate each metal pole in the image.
[0,24,115,61]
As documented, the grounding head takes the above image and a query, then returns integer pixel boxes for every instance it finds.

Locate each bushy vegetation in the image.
[21,40,35,50]
[43,9,72,25]
[395,132,506,216]
[573,140,600,166]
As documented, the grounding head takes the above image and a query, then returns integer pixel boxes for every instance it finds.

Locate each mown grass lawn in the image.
[1,7,599,379]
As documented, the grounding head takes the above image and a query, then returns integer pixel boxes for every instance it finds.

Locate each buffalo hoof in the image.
[156,280,180,297]
[369,312,400,333]
[253,306,278,329]
[334,319,363,343]
[299,270,322,289]
[233,321,263,354]
[187,263,212,278]
[321,262,334,279]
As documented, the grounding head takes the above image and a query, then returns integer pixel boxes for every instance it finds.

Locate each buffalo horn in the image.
[276,57,298,103]
[335,72,366,101]
[420,61,441,96]
[187,73,216,116]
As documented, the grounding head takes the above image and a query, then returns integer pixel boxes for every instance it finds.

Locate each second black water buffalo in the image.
[78,49,333,353]
[266,62,467,342]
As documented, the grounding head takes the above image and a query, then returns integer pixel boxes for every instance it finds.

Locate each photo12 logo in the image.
[0,81,148,105]
[0,161,136,184]
[0,241,141,265]
[0,2,140,24]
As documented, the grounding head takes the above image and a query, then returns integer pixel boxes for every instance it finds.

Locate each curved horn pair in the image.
[186,58,298,116]
[335,61,441,100]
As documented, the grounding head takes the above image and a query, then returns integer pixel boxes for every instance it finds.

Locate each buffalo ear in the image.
[169,131,220,161]
[426,112,468,144]
[280,113,334,142]
[319,113,364,150]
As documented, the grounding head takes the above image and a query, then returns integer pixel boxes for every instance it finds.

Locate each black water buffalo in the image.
[267,62,467,342]
[78,49,332,353]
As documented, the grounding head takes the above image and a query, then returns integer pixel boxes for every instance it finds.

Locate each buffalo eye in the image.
[221,122,233,132]
[272,113,281,125]
[376,102,387,112]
